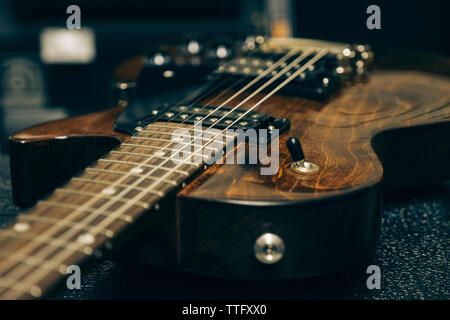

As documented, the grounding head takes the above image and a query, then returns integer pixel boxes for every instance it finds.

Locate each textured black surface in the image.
[0,155,448,300]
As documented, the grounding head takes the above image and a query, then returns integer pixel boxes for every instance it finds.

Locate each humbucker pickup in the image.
[118,104,290,135]
[210,46,371,101]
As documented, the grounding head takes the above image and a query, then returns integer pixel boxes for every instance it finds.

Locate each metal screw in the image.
[254,233,285,264]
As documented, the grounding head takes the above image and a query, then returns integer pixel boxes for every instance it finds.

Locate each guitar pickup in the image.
[209,47,368,101]
[120,104,290,135]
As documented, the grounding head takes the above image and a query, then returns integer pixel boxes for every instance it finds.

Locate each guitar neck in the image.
[0,122,216,299]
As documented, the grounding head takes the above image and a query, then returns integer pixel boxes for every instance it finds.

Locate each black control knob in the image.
[286,137,305,162]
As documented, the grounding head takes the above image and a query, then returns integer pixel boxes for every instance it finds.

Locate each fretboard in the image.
[0,121,226,299]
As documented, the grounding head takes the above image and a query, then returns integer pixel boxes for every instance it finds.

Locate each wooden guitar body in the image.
[8,47,450,282]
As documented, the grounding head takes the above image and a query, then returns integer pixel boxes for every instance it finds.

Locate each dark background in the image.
[295,0,450,56]
[0,0,448,299]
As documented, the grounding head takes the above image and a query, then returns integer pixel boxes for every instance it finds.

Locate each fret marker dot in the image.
[104,230,114,238]
[154,203,160,211]
[77,233,95,245]
[30,286,42,298]
[14,222,30,232]
[102,187,116,195]
[130,167,143,174]
[59,264,68,275]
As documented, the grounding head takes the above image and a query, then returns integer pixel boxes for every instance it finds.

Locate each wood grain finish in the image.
[11,105,128,142]
[174,70,450,278]
[9,105,129,207]
[183,70,450,201]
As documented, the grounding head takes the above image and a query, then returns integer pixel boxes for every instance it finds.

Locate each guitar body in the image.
[7,46,450,282]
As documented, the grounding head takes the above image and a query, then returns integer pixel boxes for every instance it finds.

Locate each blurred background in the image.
[0,0,449,152]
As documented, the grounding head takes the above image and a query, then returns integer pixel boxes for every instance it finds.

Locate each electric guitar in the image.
[1,37,449,299]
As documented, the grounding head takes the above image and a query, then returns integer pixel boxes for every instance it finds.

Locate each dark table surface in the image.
[0,154,448,300]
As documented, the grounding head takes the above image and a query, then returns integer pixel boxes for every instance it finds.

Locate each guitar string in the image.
[2,54,326,299]
[0,57,243,259]
[2,50,328,298]
[114,48,306,177]
[0,54,256,285]
[0,48,298,260]
[113,47,300,141]
[92,49,328,221]
[0,48,307,294]
[90,47,301,180]
[101,67,257,164]
[0,72,248,288]
[3,48,318,278]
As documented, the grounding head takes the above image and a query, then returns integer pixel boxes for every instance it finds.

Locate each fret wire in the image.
[98,54,316,228]
[120,143,213,166]
[121,143,182,153]
[55,188,151,209]
[110,150,167,160]
[146,123,189,129]
[71,50,315,238]
[140,128,237,140]
[84,167,178,185]
[0,250,63,274]
[18,214,114,238]
[0,48,307,296]
[71,177,164,196]
[38,201,134,223]
[85,50,325,232]
[144,124,188,131]
[0,65,250,296]
[113,148,202,168]
[0,229,88,254]
[0,279,39,298]
[98,159,190,176]
[80,52,315,233]
[85,167,144,177]
[131,136,223,149]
